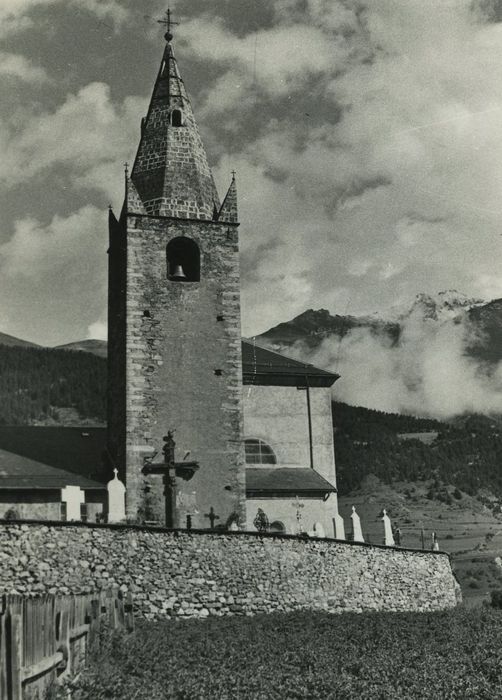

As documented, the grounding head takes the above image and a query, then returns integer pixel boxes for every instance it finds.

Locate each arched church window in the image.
[244,438,277,465]
[171,109,183,127]
[166,237,200,282]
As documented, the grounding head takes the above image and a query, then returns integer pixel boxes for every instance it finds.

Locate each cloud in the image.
[0,205,108,346]
[0,0,128,38]
[0,52,49,81]
[0,82,145,204]
[285,311,502,419]
[87,319,107,340]
[179,18,340,98]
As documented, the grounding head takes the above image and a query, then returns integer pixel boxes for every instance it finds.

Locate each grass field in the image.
[51,606,502,699]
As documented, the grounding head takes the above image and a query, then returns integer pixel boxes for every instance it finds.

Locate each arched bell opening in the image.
[166,237,200,282]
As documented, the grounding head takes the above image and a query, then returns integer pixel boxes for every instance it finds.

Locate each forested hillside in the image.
[0,344,106,425]
[333,401,502,497]
[0,339,501,503]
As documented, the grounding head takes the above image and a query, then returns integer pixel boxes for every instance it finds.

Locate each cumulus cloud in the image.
[0,52,49,81]
[0,82,145,204]
[0,0,127,38]
[0,206,108,346]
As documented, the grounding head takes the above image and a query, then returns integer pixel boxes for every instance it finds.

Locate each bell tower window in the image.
[171,109,183,127]
[166,237,200,282]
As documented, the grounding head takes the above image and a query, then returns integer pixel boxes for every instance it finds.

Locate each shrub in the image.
[4,507,20,521]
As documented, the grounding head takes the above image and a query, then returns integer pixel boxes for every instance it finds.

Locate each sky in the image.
[2,0,502,348]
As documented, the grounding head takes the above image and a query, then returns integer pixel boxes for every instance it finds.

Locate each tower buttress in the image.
[108,28,246,528]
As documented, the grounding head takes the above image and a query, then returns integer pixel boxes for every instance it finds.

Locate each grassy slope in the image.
[337,477,502,606]
[52,608,502,699]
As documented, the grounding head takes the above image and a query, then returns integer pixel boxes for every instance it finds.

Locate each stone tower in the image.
[107,30,246,528]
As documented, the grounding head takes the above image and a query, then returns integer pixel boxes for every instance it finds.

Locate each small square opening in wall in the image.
[216,315,224,322]
[214,369,223,376]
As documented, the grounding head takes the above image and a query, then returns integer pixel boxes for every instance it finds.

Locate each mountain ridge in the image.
[258,292,502,366]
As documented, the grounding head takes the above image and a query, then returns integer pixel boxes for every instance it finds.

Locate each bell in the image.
[171,264,187,280]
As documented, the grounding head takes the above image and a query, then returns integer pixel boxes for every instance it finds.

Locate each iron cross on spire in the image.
[157,8,178,41]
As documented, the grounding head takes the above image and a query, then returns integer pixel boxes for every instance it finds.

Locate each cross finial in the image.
[157,8,178,41]
[231,170,236,179]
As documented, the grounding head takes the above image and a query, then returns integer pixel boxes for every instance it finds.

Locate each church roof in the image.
[0,447,105,490]
[241,340,339,388]
[0,427,108,488]
[246,467,337,496]
[129,35,220,220]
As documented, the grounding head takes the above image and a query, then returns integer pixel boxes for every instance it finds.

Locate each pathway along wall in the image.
[0,522,460,619]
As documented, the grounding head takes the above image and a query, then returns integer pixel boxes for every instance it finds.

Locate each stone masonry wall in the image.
[124,215,245,527]
[0,522,459,620]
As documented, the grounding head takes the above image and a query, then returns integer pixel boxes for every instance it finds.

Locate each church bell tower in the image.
[107,22,246,528]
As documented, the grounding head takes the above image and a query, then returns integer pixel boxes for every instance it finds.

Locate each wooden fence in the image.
[0,589,134,700]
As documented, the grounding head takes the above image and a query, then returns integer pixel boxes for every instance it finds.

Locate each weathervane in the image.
[157,8,178,41]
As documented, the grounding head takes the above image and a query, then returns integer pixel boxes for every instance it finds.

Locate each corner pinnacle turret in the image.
[217,172,238,224]
[129,18,220,220]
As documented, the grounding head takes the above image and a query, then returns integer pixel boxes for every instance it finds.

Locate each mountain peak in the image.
[407,290,484,321]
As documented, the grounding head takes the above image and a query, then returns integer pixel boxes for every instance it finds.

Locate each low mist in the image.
[286,311,502,419]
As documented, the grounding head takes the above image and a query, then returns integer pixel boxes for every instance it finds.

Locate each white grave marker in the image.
[107,468,126,523]
[382,509,395,546]
[333,512,345,540]
[350,506,364,542]
[61,485,85,521]
[311,522,326,538]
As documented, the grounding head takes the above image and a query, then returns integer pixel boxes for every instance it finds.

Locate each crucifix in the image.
[205,506,220,529]
[142,431,199,527]
[157,8,178,41]
[292,495,305,533]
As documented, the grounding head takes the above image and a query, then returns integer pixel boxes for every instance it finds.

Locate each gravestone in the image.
[350,506,364,542]
[333,512,345,540]
[311,522,326,538]
[107,468,126,523]
[382,509,395,546]
[61,485,85,521]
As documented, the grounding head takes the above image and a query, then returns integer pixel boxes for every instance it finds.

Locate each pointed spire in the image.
[108,204,118,227]
[130,30,220,220]
[217,172,238,224]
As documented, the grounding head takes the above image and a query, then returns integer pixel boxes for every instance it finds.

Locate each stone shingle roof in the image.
[130,40,220,220]
[241,340,339,388]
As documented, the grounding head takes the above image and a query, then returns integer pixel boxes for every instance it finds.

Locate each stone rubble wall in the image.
[0,522,460,620]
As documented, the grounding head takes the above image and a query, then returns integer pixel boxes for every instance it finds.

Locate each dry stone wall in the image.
[0,522,460,620]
